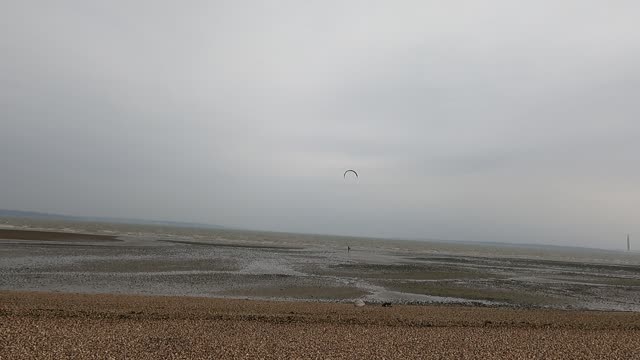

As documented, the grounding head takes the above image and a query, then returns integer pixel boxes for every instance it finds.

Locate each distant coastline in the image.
[0,209,225,230]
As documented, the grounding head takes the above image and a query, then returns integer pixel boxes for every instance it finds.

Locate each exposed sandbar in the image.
[0,229,120,242]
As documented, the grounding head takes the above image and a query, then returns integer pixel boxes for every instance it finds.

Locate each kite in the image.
[343,169,358,178]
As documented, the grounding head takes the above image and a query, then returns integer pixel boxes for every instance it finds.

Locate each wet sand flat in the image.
[1,291,639,359]
[0,229,119,242]
[1,220,640,310]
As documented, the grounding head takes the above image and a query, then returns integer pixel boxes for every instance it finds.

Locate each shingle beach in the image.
[1,291,639,359]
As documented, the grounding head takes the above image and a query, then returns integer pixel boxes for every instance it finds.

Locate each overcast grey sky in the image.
[1,1,639,249]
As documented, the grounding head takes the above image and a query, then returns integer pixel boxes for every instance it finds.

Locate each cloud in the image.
[1,1,639,249]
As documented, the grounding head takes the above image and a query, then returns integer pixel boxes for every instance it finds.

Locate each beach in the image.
[4,1,640,357]
[1,222,640,358]
[1,222,639,311]
[2,291,640,359]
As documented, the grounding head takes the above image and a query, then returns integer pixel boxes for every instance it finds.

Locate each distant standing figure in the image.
[347,246,351,253]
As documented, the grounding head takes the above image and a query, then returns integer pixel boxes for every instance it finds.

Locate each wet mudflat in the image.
[1,220,639,311]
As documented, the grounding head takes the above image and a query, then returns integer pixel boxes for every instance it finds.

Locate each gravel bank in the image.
[1,291,639,359]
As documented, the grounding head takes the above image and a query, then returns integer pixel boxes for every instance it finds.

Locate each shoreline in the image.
[1,291,639,359]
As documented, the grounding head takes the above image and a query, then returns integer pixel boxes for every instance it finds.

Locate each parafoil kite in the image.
[343,169,358,179]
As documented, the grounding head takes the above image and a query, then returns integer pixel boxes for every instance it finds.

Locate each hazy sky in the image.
[1,1,639,249]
